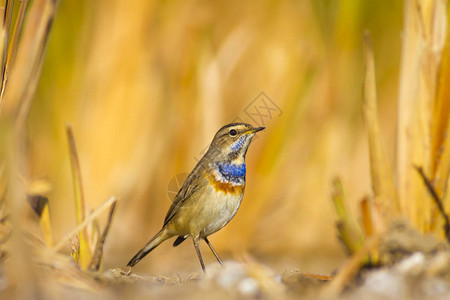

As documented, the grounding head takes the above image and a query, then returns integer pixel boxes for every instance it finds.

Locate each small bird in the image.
[127,123,265,272]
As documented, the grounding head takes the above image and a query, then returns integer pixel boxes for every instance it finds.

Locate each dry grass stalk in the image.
[430,10,450,231]
[52,196,118,253]
[321,236,380,298]
[415,166,450,242]
[4,0,29,80]
[396,0,426,228]
[0,0,56,297]
[396,0,447,232]
[66,124,92,270]
[329,4,448,295]
[331,177,362,254]
[0,0,14,92]
[360,197,373,237]
[88,199,118,272]
[0,0,55,126]
[363,31,399,222]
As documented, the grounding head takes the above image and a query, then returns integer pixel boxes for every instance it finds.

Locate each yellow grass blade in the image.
[66,124,91,270]
[362,31,399,221]
[39,200,54,247]
[331,178,362,254]
[396,0,424,226]
[5,0,29,76]
[430,11,450,231]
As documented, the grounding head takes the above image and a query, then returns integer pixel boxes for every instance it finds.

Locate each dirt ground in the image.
[2,220,450,299]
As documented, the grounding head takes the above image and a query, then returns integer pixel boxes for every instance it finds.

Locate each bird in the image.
[127,123,265,272]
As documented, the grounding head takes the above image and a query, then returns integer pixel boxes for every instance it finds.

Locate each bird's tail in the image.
[127,228,171,267]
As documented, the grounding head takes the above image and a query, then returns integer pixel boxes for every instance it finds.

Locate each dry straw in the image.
[329,0,450,295]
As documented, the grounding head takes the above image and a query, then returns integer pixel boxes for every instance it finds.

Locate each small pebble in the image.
[238,277,259,296]
[363,269,406,298]
[395,252,425,275]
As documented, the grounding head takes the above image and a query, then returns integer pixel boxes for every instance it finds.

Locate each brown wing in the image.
[163,163,209,226]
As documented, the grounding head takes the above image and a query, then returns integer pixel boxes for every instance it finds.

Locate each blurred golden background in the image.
[27,0,404,274]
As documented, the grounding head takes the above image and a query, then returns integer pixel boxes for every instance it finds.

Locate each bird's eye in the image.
[229,129,237,136]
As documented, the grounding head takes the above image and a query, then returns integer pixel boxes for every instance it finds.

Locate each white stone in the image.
[363,269,406,298]
[395,252,425,275]
[237,277,259,296]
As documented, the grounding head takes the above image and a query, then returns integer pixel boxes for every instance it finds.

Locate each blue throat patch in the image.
[216,162,246,183]
[230,135,247,152]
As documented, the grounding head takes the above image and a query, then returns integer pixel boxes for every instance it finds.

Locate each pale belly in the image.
[169,184,244,237]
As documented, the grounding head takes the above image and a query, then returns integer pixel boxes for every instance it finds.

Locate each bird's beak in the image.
[250,126,265,133]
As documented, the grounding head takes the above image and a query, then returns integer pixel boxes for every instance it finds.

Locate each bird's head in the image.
[207,123,265,163]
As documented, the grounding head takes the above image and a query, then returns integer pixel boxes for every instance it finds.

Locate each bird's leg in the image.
[193,235,206,273]
[204,237,224,267]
